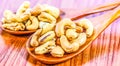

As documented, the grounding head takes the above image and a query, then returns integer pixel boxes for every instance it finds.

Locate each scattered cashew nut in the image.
[35,40,56,54]
[38,31,55,44]
[76,18,94,37]
[38,12,56,24]
[25,16,39,30]
[16,1,30,15]
[55,18,76,37]
[60,33,87,53]
[42,4,60,18]
[66,29,78,40]
[30,29,42,47]
[51,46,64,57]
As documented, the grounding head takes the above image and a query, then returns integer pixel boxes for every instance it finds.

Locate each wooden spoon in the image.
[26,5,120,64]
[1,1,120,35]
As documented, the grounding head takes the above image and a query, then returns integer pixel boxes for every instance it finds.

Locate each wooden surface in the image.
[0,0,120,66]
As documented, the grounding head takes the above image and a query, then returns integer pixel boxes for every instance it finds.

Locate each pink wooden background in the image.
[0,0,120,66]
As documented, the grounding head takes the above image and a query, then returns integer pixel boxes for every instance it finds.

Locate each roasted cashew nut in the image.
[2,22,25,31]
[3,9,31,23]
[76,18,93,37]
[30,29,42,47]
[51,46,64,57]
[31,4,42,16]
[38,12,56,24]
[38,31,55,44]
[42,4,60,18]
[16,1,30,15]
[25,16,39,30]
[20,8,31,21]
[3,10,22,23]
[66,29,78,40]
[55,18,76,37]
[60,33,86,53]
[39,21,55,35]
[35,40,56,54]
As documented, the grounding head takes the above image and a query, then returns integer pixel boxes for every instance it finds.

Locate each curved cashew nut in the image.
[38,31,55,44]
[25,16,39,30]
[31,4,42,16]
[66,29,78,40]
[76,18,93,37]
[20,8,31,21]
[16,1,30,15]
[55,18,76,37]
[35,40,56,54]
[38,12,56,24]
[3,9,31,23]
[2,22,25,31]
[60,33,87,53]
[39,21,55,35]
[42,4,60,18]
[30,29,42,47]
[51,46,64,57]
[3,10,22,23]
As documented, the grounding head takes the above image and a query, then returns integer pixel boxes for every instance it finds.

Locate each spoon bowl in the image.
[26,6,120,64]
[1,27,36,35]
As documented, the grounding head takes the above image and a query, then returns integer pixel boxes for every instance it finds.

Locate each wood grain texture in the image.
[0,0,120,66]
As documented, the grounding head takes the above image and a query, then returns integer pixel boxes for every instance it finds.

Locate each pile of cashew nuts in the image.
[1,1,94,57]
[30,18,94,57]
[2,1,59,31]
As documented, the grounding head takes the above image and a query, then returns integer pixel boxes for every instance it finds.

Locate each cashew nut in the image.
[30,29,42,47]
[42,4,60,18]
[76,18,93,37]
[66,29,78,40]
[20,8,31,21]
[60,33,86,53]
[16,1,30,15]
[3,10,22,23]
[35,40,56,54]
[38,12,56,24]
[31,4,42,16]
[25,16,39,30]
[51,46,64,57]
[2,22,25,31]
[55,18,76,37]
[39,21,55,35]
[3,9,31,23]
[38,31,55,44]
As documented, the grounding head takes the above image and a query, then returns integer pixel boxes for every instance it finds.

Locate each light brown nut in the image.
[31,4,42,16]
[60,33,86,53]
[76,18,94,37]
[25,16,39,30]
[42,4,60,18]
[66,29,78,40]
[51,46,64,57]
[38,12,56,24]
[39,21,55,35]
[35,40,56,54]
[76,26,83,33]
[38,31,55,44]
[2,23,25,31]
[55,18,76,37]
[20,8,31,21]
[16,1,30,15]
[30,29,42,47]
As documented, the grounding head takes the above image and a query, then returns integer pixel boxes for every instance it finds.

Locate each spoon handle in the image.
[71,1,120,20]
[60,1,120,20]
[91,6,120,39]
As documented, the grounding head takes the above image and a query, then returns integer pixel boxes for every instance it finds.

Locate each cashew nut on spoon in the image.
[55,18,76,37]
[25,16,39,30]
[75,18,94,37]
[60,33,87,53]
